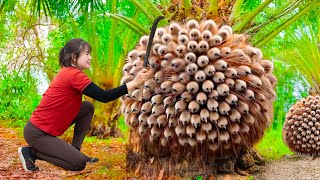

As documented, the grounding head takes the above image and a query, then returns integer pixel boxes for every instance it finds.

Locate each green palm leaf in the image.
[105,12,149,35]
[109,0,117,76]
[130,0,154,22]
[254,0,319,47]
[30,0,52,17]
[233,0,273,32]
[276,17,320,93]
[243,0,301,35]
[0,0,16,14]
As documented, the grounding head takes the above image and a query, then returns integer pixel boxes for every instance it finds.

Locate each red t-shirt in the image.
[30,67,92,136]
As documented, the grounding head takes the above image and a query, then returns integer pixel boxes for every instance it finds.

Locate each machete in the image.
[143,16,165,67]
[138,16,165,101]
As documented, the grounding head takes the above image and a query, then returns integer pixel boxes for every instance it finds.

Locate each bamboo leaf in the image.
[105,12,148,35]
[254,0,319,47]
[233,0,273,32]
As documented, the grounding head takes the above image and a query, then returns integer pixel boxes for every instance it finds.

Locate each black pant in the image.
[24,101,94,171]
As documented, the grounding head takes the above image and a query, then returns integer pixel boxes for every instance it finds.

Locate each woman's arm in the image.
[83,68,151,103]
[83,82,128,103]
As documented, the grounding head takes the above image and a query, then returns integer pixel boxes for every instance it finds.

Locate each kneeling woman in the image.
[18,38,150,171]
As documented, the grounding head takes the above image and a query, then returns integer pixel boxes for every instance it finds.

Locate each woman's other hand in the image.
[135,68,151,85]
[126,68,152,92]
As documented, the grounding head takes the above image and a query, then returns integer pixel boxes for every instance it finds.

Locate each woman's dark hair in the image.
[59,38,92,67]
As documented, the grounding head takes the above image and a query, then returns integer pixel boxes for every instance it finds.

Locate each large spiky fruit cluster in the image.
[283,95,320,155]
[120,19,276,160]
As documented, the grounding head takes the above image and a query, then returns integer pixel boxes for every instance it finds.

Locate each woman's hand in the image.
[126,68,151,92]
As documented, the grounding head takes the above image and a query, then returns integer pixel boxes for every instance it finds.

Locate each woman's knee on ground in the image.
[68,155,87,171]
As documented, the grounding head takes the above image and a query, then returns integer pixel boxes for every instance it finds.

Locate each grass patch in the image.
[83,134,127,145]
[255,126,293,160]
[117,115,129,140]
[117,115,129,132]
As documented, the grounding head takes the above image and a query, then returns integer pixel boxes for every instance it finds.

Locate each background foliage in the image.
[1,0,319,159]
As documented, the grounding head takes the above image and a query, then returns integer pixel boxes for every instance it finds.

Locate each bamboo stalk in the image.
[233,0,273,32]
[228,0,245,22]
[254,0,318,47]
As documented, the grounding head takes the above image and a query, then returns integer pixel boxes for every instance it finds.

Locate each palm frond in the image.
[144,0,168,27]
[114,9,140,86]
[159,0,169,6]
[30,0,52,18]
[276,17,320,93]
[144,0,165,18]
[233,0,273,32]
[71,0,104,14]
[207,0,218,18]
[130,0,154,22]
[254,0,319,47]
[109,0,117,76]
[105,12,149,35]
[228,0,245,22]
[0,0,16,14]
[182,0,192,9]
[244,0,302,35]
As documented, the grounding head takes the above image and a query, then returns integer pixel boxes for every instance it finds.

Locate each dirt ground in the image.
[1,125,319,180]
[254,155,320,180]
[0,126,129,180]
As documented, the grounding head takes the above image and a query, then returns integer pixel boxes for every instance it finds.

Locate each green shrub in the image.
[0,66,41,127]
